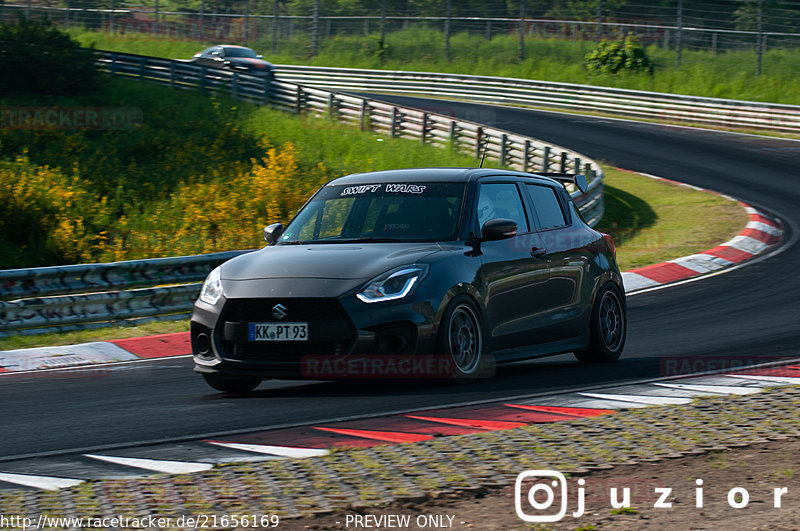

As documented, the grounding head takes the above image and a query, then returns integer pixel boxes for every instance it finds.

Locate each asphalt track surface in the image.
[2,97,798,461]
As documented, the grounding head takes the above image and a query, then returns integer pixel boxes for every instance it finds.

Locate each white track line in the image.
[207,442,329,458]
[724,235,769,255]
[725,374,800,384]
[746,221,782,236]
[654,382,761,395]
[0,354,193,377]
[621,272,660,292]
[531,396,652,409]
[0,342,138,372]
[84,454,212,474]
[670,254,730,273]
[0,472,83,490]
[579,392,693,405]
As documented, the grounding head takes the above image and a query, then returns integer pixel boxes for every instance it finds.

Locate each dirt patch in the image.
[275,437,800,530]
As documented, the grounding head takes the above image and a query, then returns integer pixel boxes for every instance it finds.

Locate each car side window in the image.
[526,184,568,230]
[477,183,529,233]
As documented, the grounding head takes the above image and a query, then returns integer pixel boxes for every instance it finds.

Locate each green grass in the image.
[73,27,800,104]
[242,107,494,174]
[0,165,748,351]
[597,167,747,271]
[610,507,639,515]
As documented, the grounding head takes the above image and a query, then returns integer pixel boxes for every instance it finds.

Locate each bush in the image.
[108,140,327,260]
[584,36,654,76]
[0,157,112,267]
[0,141,319,266]
[0,18,100,95]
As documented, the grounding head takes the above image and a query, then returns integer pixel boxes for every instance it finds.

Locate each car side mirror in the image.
[263,223,284,244]
[481,218,517,241]
[256,54,263,59]
[575,173,588,194]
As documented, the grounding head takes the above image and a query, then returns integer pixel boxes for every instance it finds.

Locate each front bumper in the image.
[192,292,440,379]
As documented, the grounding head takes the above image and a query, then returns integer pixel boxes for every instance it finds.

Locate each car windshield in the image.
[279,182,465,243]
[224,47,258,58]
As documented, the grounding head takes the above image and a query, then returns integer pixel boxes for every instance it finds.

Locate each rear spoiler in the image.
[536,173,588,194]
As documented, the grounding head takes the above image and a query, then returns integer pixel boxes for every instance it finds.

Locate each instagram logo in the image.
[514,470,568,522]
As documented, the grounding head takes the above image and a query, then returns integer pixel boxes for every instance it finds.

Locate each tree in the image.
[546,0,627,20]
[0,19,100,96]
[734,0,800,33]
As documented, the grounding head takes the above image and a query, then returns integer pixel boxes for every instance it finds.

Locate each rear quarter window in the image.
[526,184,568,230]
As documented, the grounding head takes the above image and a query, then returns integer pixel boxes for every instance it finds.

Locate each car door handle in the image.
[530,247,547,259]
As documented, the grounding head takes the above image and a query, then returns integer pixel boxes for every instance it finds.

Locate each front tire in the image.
[574,283,626,364]
[438,296,491,383]
[202,373,262,394]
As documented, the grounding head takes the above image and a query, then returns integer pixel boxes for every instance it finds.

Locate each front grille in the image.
[218,298,355,360]
[223,298,346,323]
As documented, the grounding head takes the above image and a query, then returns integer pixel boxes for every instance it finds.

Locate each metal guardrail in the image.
[271,65,800,134]
[0,50,604,337]
[94,51,604,186]
[0,251,248,337]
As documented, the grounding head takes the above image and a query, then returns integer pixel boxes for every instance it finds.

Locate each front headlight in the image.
[357,265,429,304]
[199,267,223,305]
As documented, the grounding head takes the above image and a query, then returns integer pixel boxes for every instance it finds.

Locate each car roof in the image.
[328,167,562,187]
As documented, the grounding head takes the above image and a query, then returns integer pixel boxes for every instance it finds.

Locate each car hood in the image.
[220,243,442,281]
[227,57,272,69]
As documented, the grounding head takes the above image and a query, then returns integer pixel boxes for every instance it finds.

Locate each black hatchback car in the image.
[192,168,625,392]
[190,45,273,76]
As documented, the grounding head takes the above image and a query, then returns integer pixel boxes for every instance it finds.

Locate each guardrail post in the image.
[523,139,531,172]
[390,107,398,138]
[360,100,369,131]
[584,162,592,179]
[328,93,337,120]
[449,120,457,150]
[110,52,118,76]
[573,156,581,174]
[560,152,568,173]
[421,113,428,145]
[543,146,550,172]
[296,86,303,114]
[232,72,239,99]
[200,66,207,94]
[329,93,339,120]
[263,75,271,105]
[139,57,146,79]
[475,127,483,160]
[169,61,175,89]
[499,134,508,166]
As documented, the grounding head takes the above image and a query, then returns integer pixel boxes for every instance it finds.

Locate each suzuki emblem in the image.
[272,303,288,320]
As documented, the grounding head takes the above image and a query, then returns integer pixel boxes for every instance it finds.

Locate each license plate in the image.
[248,322,308,341]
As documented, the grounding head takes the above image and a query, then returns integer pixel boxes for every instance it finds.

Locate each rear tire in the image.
[574,283,626,364]
[438,296,492,383]
[202,373,262,394]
